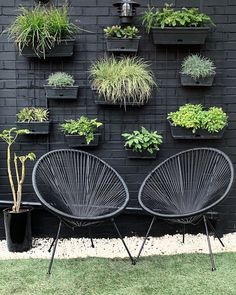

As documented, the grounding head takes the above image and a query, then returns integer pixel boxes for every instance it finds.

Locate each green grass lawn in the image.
[0,253,236,295]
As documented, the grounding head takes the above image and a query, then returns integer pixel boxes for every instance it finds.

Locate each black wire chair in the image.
[136,148,234,270]
[32,149,134,274]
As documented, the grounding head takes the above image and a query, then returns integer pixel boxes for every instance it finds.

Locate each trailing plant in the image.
[181,54,216,80]
[0,128,36,213]
[6,5,81,58]
[104,25,139,38]
[142,4,214,33]
[17,107,49,123]
[60,116,103,144]
[90,56,156,105]
[167,104,228,133]
[47,72,75,88]
[122,127,163,154]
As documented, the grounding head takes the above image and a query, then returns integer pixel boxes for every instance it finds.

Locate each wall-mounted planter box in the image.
[16,121,51,135]
[126,149,157,159]
[180,73,215,87]
[106,37,140,52]
[44,85,79,100]
[65,133,100,148]
[151,27,209,45]
[94,96,145,107]
[21,39,75,58]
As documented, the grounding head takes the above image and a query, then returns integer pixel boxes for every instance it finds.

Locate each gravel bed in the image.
[0,233,235,259]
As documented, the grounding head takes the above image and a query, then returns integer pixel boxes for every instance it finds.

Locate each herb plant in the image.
[104,25,139,38]
[47,72,75,88]
[90,57,156,105]
[122,127,163,154]
[181,54,216,80]
[17,107,49,123]
[60,116,103,144]
[142,4,214,33]
[168,104,228,134]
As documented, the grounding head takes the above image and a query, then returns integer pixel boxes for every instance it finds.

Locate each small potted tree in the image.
[122,127,163,159]
[104,25,141,52]
[0,128,36,252]
[60,116,103,148]
[44,72,79,100]
[16,107,50,134]
[180,54,216,86]
[142,4,214,45]
[90,56,156,109]
[167,104,228,139]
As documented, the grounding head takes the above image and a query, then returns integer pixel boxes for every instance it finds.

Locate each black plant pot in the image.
[3,208,32,252]
[126,149,158,159]
[65,133,100,148]
[151,27,210,45]
[180,73,215,87]
[106,37,140,52]
[20,39,75,58]
[44,85,79,100]
[16,121,51,135]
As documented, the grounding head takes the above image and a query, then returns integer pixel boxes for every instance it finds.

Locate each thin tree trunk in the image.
[7,145,16,211]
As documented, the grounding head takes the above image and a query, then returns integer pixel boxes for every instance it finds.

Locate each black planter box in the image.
[180,73,215,87]
[126,149,157,159]
[44,85,79,100]
[106,37,140,52]
[65,133,100,148]
[20,39,75,58]
[151,27,210,45]
[16,121,51,135]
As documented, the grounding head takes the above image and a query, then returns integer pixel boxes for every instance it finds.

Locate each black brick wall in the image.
[0,0,236,237]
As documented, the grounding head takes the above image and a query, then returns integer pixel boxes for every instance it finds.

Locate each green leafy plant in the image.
[142,4,214,33]
[17,107,49,123]
[60,116,103,144]
[0,128,36,213]
[168,104,228,134]
[104,25,139,38]
[181,54,216,80]
[90,56,156,105]
[47,72,75,88]
[122,127,163,154]
[6,5,81,58]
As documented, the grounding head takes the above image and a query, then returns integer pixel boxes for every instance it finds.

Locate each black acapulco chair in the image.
[32,149,134,274]
[135,148,234,271]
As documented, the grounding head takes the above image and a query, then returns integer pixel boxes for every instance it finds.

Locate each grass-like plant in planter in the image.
[167,104,228,139]
[142,4,214,45]
[122,127,163,159]
[44,72,79,100]
[90,56,156,108]
[104,25,141,52]
[60,116,103,148]
[0,128,36,252]
[16,107,50,135]
[6,5,81,58]
[180,54,216,86]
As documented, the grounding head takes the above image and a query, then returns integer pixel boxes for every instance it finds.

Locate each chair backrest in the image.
[32,149,129,221]
[138,148,234,219]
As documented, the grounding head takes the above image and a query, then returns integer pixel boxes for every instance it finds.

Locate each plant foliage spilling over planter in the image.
[168,104,228,139]
[90,57,156,108]
[142,4,214,45]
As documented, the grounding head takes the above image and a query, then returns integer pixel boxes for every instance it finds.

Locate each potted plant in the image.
[104,25,141,52]
[60,116,103,148]
[167,104,228,139]
[180,54,216,86]
[90,56,156,109]
[16,107,50,134]
[6,5,81,58]
[44,72,79,100]
[122,127,163,159]
[0,128,36,252]
[142,4,214,45]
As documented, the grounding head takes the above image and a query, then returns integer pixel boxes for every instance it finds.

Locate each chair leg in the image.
[135,216,156,263]
[182,224,186,244]
[112,219,135,265]
[47,220,62,275]
[206,218,225,247]
[88,227,95,248]
[203,215,216,271]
